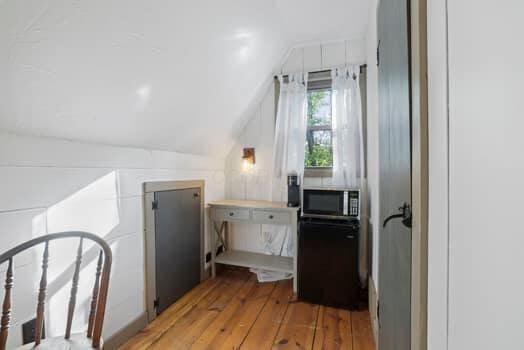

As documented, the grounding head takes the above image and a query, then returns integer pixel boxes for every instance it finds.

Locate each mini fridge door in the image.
[298,220,360,309]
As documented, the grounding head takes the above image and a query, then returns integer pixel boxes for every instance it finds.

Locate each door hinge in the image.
[152,200,159,210]
[153,297,159,308]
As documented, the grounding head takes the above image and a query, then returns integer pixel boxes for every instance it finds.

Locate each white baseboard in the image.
[368,276,379,345]
[104,266,212,349]
[103,312,148,350]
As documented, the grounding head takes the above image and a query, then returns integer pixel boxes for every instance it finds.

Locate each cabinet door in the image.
[154,188,201,314]
[298,222,359,309]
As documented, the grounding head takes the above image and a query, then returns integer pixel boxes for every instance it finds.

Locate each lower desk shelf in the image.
[215,250,293,273]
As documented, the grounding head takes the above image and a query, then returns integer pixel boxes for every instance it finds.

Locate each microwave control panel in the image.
[349,191,360,217]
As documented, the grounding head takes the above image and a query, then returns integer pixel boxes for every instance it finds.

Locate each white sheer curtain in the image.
[331,66,368,285]
[272,72,309,201]
[251,72,308,282]
[331,66,364,188]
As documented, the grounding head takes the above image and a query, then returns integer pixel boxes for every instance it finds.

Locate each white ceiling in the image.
[0,0,370,156]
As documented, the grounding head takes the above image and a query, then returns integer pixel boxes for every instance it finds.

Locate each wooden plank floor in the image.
[120,268,375,350]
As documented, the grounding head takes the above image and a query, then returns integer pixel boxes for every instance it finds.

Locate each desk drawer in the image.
[252,210,290,224]
[214,208,250,221]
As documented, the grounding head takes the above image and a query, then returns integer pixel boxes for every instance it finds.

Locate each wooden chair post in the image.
[90,254,111,349]
[87,251,103,338]
[35,242,49,345]
[0,258,13,350]
[65,238,83,339]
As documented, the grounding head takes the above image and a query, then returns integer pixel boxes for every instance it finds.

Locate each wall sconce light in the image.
[241,147,255,172]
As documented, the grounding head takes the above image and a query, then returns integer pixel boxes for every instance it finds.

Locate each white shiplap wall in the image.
[0,132,225,348]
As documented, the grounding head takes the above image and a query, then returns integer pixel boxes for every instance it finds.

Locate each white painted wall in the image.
[225,40,366,253]
[365,0,380,289]
[428,0,524,349]
[447,1,524,348]
[427,0,449,348]
[279,40,366,74]
[364,0,380,342]
[0,132,225,348]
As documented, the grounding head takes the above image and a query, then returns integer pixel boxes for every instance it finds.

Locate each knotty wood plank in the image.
[121,269,376,350]
[351,310,375,350]
[240,279,294,349]
[119,271,227,350]
[313,306,352,350]
[192,276,276,349]
[190,275,257,349]
[272,299,319,350]
[149,269,250,349]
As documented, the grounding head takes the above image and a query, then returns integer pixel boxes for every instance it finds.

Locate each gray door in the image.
[377,0,412,348]
[154,188,201,314]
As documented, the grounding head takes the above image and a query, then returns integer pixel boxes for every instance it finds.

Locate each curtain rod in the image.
[274,64,367,79]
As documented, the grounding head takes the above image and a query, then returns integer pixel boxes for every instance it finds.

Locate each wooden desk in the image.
[208,199,299,292]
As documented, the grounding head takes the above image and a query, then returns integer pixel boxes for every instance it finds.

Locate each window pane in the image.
[305,130,333,167]
[305,87,333,168]
[307,89,332,127]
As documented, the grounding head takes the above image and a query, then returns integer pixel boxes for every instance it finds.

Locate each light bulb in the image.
[242,158,254,172]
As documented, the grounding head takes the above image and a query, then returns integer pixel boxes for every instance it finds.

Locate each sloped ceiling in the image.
[0,0,370,157]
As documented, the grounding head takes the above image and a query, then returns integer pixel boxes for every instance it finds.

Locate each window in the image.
[305,72,333,176]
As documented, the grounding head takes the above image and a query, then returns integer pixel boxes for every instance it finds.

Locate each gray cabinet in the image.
[154,188,201,314]
[143,180,205,321]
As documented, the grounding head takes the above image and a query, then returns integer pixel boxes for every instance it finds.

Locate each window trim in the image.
[304,167,333,178]
[307,125,331,132]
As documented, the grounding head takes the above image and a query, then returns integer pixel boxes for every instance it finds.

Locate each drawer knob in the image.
[268,215,274,219]
[229,212,234,216]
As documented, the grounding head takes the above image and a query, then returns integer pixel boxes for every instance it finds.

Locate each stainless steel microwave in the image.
[302,188,360,219]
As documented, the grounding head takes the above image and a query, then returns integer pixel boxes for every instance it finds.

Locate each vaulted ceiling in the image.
[0,0,370,156]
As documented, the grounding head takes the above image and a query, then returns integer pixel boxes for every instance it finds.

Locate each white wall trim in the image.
[427,0,449,349]
[368,276,379,345]
[103,312,148,350]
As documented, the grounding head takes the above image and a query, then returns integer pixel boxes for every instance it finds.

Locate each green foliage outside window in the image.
[305,89,333,167]
[305,143,332,167]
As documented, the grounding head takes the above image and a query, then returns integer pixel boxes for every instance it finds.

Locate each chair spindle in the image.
[0,258,13,350]
[35,241,49,345]
[87,250,103,338]
[91,255,111,349]
[65,238,83,339]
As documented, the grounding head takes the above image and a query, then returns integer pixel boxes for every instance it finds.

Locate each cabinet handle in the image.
[229,212,234,216]
[268,215,274,219]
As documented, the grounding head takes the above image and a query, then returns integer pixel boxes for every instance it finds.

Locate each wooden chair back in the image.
[0,232,112,349]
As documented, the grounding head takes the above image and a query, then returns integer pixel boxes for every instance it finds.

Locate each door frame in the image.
[410,0,429,349]
[143,180,205,322]
[425,0,450,348]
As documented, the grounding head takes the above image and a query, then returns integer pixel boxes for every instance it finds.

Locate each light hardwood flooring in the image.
[120,268,375,350]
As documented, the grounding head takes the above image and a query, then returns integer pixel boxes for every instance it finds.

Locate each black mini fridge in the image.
[298,219,360,309]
